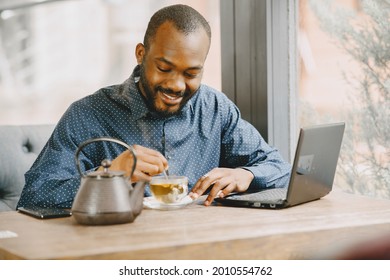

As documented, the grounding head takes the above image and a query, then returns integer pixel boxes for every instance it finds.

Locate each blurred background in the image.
[0,0,389,199]
[0,0,221,124]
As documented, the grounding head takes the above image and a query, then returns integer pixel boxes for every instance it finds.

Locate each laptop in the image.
[215,122,345,209]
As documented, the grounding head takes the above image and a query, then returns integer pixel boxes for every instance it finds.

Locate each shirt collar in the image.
[124,66,150,120]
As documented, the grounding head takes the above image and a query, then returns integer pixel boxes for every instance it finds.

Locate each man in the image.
[17,4,290,209]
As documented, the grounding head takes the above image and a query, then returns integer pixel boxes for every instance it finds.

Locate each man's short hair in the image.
[143,4,211,50]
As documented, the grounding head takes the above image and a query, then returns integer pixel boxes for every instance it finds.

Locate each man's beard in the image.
[139,64,191,118]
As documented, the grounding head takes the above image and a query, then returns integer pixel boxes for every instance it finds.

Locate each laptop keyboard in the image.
[226,187,288,202]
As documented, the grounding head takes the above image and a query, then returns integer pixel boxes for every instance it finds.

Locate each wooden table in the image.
[1,190,390,260]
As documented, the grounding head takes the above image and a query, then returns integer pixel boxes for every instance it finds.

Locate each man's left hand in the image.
[189,168,254,206]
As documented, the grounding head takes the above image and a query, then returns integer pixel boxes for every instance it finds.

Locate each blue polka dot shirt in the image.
[17,66,291,209]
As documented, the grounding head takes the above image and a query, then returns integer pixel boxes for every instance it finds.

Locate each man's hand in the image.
[189,168,254,206]
[108,144,168,182]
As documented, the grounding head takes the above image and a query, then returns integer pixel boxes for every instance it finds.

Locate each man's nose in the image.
[164,74,186,93]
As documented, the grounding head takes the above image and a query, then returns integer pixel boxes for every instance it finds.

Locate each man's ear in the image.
[135,43,145,65]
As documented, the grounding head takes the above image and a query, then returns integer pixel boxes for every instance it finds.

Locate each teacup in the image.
[149,175,188,204]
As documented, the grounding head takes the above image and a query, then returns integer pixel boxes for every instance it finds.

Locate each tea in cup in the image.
[149,176,188,204]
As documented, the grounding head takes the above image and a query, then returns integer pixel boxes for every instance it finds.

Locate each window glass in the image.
[0,0,221,124]
[298,0,389,198]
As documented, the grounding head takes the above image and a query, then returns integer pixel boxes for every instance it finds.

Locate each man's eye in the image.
[158,67,170,73]
[185,72,198,78]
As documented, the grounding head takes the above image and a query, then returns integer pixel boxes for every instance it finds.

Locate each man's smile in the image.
[158,89,183,106]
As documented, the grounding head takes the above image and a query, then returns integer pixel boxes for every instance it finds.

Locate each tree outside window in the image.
[299,0,389,198]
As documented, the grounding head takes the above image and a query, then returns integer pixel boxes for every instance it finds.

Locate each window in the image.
[0,0,221,125]
[298,0,389,198]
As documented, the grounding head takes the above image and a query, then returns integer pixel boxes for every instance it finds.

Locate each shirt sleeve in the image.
[219,98,291,190]
[17,101,97,209]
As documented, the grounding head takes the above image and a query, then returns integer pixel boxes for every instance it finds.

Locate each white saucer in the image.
[143,196,194,210]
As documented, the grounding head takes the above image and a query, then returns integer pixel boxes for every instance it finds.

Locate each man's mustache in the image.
[156,86,185,98]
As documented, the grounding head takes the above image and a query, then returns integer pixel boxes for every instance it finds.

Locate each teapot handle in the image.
[75,137,137,178]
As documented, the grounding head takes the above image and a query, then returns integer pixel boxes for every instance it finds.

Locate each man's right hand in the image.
[108,144,168,182]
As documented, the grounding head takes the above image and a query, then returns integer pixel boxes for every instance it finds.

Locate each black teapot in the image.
[71,137,145,225]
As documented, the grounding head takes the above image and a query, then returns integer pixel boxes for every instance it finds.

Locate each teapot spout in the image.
[130,181,146,218]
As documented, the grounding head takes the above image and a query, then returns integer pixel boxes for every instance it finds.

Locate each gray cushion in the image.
[0,124,54,211]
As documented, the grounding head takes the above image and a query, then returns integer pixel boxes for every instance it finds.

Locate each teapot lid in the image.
[87,159,126,178]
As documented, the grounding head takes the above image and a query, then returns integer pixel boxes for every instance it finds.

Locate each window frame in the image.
[220,0,298,162]
[266,0,298,162]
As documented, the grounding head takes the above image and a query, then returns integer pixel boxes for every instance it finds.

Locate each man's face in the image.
[136,22,210,117]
